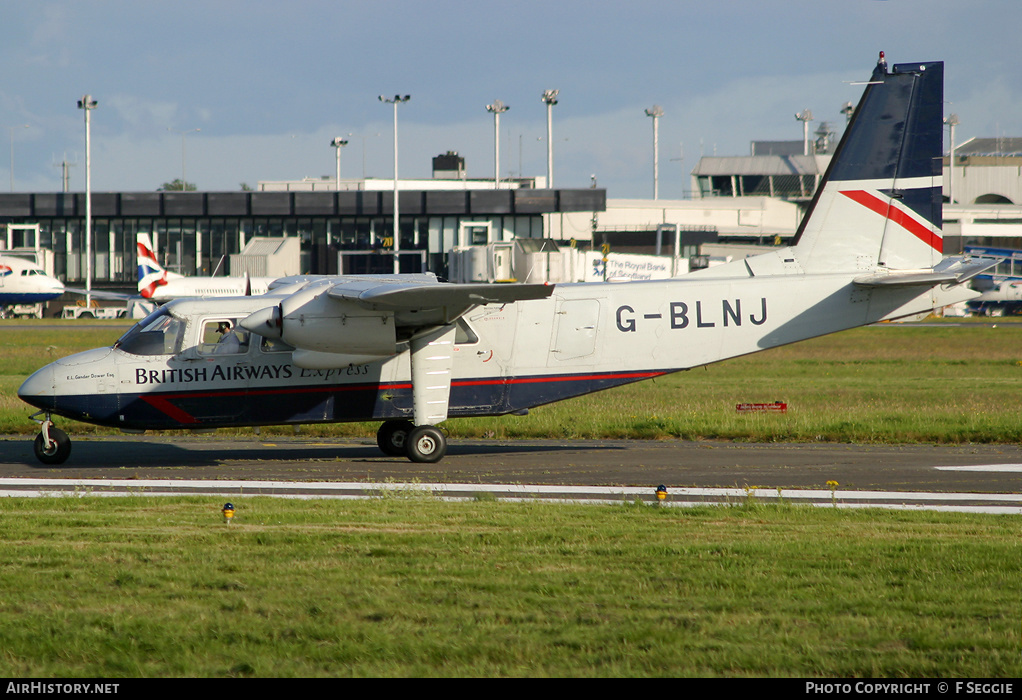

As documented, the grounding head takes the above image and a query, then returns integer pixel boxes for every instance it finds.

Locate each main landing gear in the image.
[376,420,447,464]
[31,413,72,465]
[375,324,456,464]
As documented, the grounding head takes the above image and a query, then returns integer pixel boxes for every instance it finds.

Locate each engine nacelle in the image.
[241,284,397,357]
[291,349,386,370]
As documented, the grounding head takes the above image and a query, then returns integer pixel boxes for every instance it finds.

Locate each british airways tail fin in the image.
[792,53,944,273]
[136,233,180,298]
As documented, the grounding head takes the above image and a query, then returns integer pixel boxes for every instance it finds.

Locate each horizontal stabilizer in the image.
[853,257,998,288]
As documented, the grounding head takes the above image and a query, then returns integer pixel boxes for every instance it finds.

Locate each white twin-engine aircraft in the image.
[20,55,993,465]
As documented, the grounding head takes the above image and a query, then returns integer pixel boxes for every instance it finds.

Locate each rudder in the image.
[792,54,944,274]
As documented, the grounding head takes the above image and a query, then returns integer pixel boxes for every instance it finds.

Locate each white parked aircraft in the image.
[0,255,64,315]
[20,54,993,465]
[137,233,275,301]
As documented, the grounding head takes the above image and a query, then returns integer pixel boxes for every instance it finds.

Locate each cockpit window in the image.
[115,308,186,356]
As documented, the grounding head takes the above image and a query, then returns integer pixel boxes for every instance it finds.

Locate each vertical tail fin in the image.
[136,233,168,298]
[792,53,944,273]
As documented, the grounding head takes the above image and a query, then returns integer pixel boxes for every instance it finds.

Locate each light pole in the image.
[379,94,410,274]
[841,101,855,124]
[167,127,200,190]
[53,154,76,193]
[5,124,29,192]
[331,136,349,191]
[645,105,664,199]
[945,113,960,204]
[486,100,509,188]
[542,90,559,188]
[795,109,813,156]
[78,95,97,308]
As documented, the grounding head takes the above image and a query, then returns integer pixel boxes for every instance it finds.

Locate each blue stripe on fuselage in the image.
[0,292,59,304]
[42,369,674,430]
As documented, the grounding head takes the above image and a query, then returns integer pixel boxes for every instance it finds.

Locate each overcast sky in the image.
[3,0,1021,199]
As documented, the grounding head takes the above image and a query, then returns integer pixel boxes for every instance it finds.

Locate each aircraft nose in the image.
[18,363,57,411]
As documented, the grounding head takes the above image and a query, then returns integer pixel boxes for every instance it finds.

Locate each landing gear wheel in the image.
[406,425,447,464]
[34,427,71,465]
[377,419,415,457]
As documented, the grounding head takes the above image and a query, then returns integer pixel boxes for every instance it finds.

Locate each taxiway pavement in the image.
[2,434,1021,493]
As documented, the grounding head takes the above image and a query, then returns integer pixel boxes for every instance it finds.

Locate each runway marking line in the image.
[0,478,1018,514]
[934,464,1022,472]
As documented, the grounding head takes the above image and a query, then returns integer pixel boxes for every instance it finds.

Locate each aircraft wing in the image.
[327,278,555,328]
[63,287,137,301]
[853,257,998,288]
[328,280,553,310]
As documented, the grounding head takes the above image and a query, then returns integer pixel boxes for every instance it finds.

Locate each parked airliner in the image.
[0,255,64,317]
[137,234,275,301]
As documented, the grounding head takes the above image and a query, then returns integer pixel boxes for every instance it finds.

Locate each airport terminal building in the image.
[0,180,605,291]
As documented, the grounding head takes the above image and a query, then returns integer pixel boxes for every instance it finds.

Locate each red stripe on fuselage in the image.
[131,370,670,424]
[139,395,201,424]
[840,190,942,253]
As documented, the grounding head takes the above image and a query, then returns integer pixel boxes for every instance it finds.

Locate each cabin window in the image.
[455,318,478,345]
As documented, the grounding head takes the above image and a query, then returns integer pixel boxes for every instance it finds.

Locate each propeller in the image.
[239,304,283,338]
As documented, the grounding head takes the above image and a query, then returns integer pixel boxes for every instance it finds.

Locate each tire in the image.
[376,419,414,457]
[34,427,72,465]
[406,425,447,464]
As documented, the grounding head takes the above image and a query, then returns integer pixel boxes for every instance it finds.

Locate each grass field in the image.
[1,320,1021,677]
[0,496,1019,678]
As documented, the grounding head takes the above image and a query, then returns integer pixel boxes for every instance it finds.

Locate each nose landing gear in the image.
[30,413,72,465]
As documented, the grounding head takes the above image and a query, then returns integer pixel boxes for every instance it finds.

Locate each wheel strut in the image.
[29,411,72,465]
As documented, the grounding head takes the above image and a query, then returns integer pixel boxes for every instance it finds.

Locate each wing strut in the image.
[405,324,458,463]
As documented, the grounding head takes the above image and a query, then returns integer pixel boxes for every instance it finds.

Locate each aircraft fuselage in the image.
[18,268,959,432]
[17,56,979,465]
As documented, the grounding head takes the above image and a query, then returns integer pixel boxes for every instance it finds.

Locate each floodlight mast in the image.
[379,94,410,274]
[645,105,664,199]
[945,113,960,204]
[795,109,814,156]
[542,90,558,188]
[77,95,97,308]
[486,100,509,189]
[331,136,349,191]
